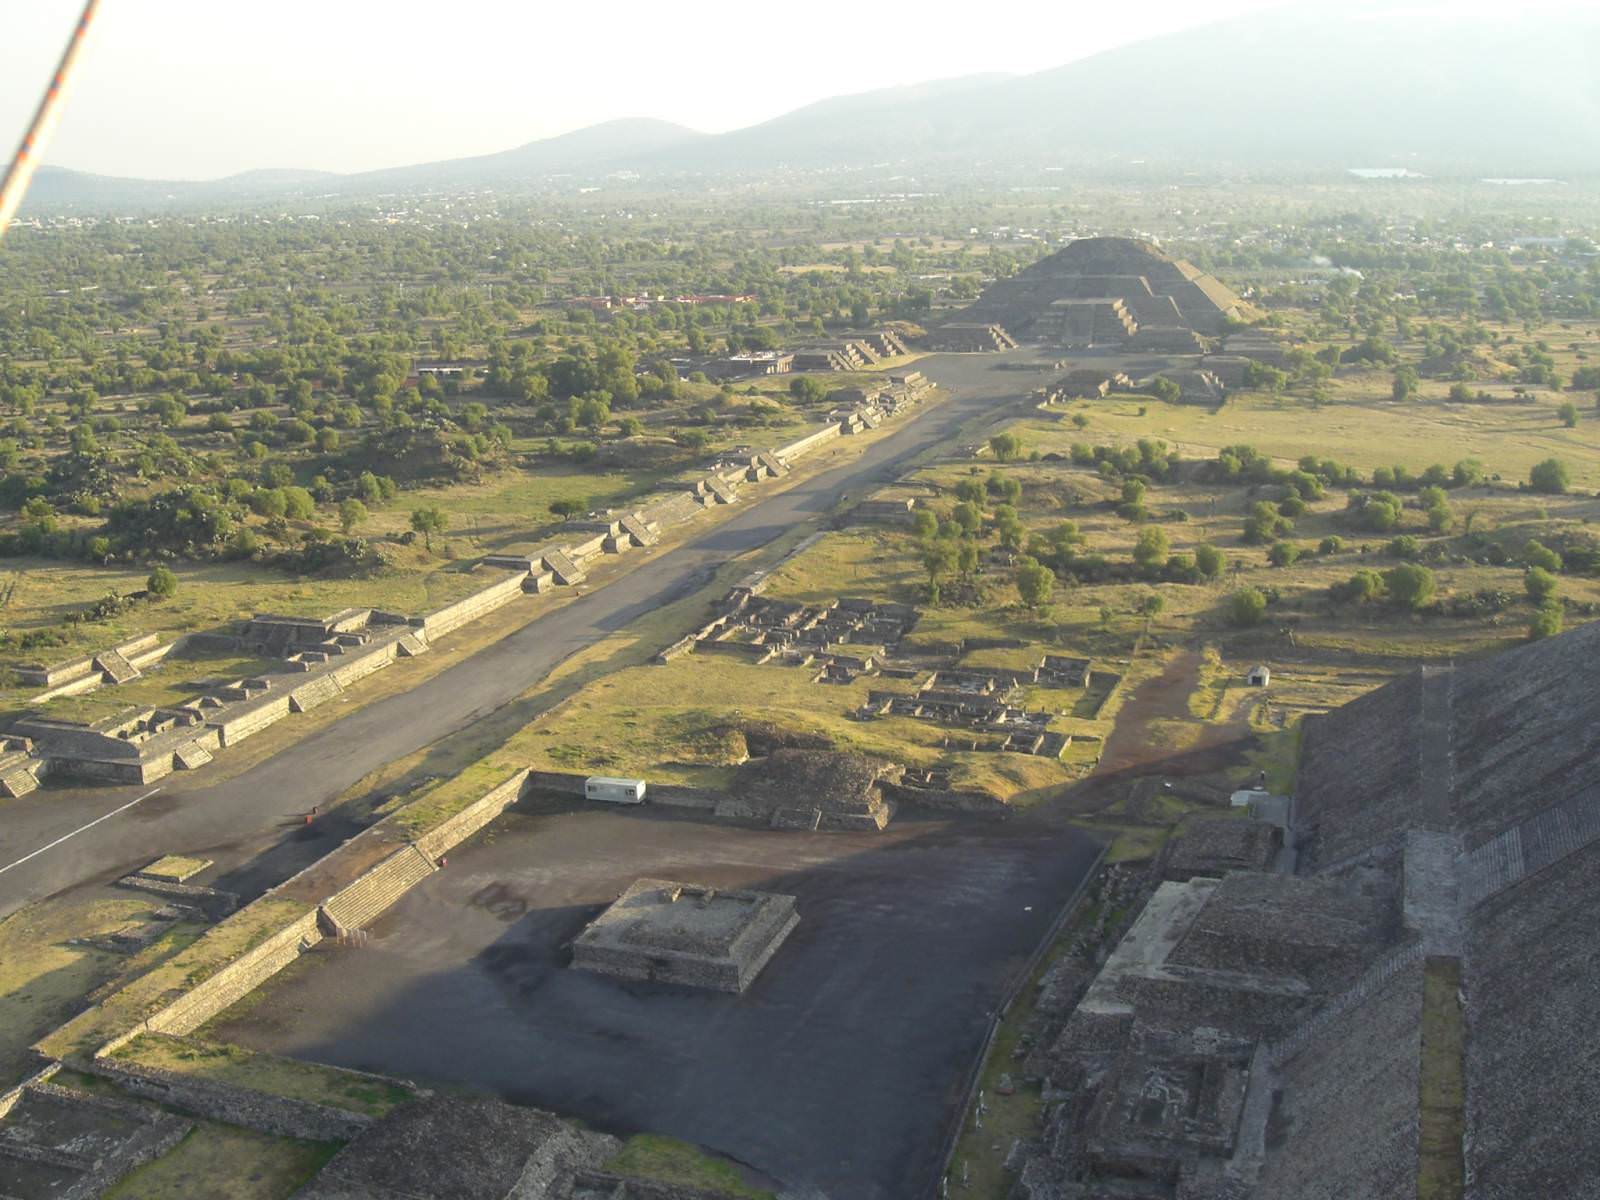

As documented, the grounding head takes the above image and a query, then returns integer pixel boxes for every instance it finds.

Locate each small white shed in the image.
[585,776,647,804]
[1246,664,1271,688]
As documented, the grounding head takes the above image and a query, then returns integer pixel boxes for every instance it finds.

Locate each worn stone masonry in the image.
[571,879,800,993]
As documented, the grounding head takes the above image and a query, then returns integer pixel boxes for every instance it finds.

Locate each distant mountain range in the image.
[23,8,1600,211]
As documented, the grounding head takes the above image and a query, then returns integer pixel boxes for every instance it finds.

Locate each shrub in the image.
[1334,568,1386,604]
[1268,541,1301,567]
[1015,559,1054,608]
[1529,457,1570,494]
[1524,539,1563,572]
[1529,603,1564,640]
[1525,566,1560,604]
[1383,563,1436,610]
[282,487,316,520]
[147,565,178,597]
[989,433,1024,462]
[1228,587,1267,627]
[1319,535,1345,555]
[1387,535,1421,560]
[1128,526,1166,569]
[1243,500,1291,544]
[1194,542,1226,578]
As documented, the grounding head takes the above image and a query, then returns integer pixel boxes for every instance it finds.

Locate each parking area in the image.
[210,800,1101,1199]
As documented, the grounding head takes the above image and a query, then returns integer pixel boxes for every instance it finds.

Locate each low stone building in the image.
[725,747,901,831]
[571,879,800,993]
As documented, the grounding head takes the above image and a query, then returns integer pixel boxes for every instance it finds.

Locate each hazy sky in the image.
[0,0,1589,180]
[2,0,1294,179]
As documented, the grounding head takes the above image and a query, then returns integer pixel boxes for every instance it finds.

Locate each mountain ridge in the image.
[21,9,1600,211]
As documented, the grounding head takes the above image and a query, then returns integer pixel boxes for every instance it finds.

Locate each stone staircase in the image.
[288,675,344,713]
[544,550,586,586]
[173,740,213,771]
[319,845,436,935]
[396,632,429,657]
[93,649,141,686]
[1268,941,1424,1067]
[1458,787,1600,908]
[0,764,40,799]
[618,513,658,547]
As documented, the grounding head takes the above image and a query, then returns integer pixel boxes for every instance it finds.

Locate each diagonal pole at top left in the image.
[0,0,102,242]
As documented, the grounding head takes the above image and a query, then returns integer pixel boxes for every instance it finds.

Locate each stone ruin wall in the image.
[144,909,325,1037]
[413,768,532,860]
[419,570,528,639]
[78,1054,374,1144]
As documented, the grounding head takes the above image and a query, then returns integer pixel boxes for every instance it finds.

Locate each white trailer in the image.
[585,776,647,804]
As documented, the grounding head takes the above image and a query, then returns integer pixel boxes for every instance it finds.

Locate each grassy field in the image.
[103,1124,339,1200]
[605,1135,776,1199]
[37,897,313,1062]
[0,895,205,1088]
[109,1034,413,1118]
[1027,382,1600,487]
[0,551,493,669]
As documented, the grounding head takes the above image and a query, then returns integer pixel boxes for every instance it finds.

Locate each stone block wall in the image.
[213,694,292,747]
[774,424,841,463]
[81,1057,371,1142]
[327,640,401,689]
[526,769,592,796]
[17,655,98,689]
[568,533,609,562]
[413,769,531,860]
[420,571,528,639]
[145,909,324,1036]
[319,845,436,934]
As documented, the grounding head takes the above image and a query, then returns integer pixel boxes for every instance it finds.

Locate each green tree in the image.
[922,540,958,592]
[989,432,1024,463]
[282,487,315,520]
[1529,457,1570,494]
[338,498,367,534]
[1194,542,1226,578]
[1228,587,1267,627]
[955,478,986,505]
[1269,541,1301,567]
[1337,568,1386,604]
[1529,603,1564,640]
[1384,563,1436,610]
[1015,559,1054,608]
[911,508,938,540]
[1150,376,1180,404]
[410,506,449,551]
[789,376,829,405]
[1525,566,1560,604]
[250,487,287,518]
[146,565,178,598]
[1524,540,1563,572]
[1558,402,1579,428]
[1132,526,1169,570]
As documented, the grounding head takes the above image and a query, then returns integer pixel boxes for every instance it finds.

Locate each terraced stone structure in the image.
[952,236,1245,352]
[571,879,800,993]
[1006,619,1600,1199]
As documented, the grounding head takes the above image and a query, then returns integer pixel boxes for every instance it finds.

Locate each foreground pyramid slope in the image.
[1010,619,1600,1199]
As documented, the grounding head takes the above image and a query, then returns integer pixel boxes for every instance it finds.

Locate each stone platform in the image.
[571,879,798,994]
